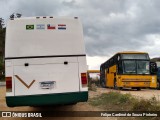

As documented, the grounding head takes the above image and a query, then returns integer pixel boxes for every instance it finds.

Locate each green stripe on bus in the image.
[6,91,88,107]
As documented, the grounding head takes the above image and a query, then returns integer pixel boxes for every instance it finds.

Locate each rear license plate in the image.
[39,81,55,89]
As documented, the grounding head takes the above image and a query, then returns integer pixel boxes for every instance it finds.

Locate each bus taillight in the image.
[6,77,12,92]
[81,73,87,87]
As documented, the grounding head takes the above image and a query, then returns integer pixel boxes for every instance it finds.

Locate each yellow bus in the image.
[100,51,157,90]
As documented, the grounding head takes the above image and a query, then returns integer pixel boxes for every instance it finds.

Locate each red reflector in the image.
[6,77,12,89]
[81,73,87,84]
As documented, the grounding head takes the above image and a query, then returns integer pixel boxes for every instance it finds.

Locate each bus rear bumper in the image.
[6,91,88,107]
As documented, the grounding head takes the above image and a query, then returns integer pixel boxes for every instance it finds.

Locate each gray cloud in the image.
[83,0,158,56]
[1,0,160,58]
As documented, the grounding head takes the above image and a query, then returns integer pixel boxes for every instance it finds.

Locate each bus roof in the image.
[100,51,149,67]
[87,70,100,73]
[116,51,148,54]
[11,16,79,20]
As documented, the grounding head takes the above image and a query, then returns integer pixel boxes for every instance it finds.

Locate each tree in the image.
[0,18,4,29]
[0,17,5,80]
[10,13,22,19]
[0,18,5,56]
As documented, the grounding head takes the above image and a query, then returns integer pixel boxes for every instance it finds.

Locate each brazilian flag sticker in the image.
[26,25,34,30]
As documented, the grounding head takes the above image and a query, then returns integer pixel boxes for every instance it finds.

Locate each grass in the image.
[89,91,135,111]
[89,91,160,120]
[0,73,5,82]
[88,77,100,91]
[132,96,160,111]
[0,57,5,81]
[88,83,97,91]
[0,78,5,81]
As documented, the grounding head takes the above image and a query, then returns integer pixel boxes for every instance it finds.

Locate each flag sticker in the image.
[47,24,56,30]
[26,25,34,30]
[58,24,66,30]
[36,24,45,30]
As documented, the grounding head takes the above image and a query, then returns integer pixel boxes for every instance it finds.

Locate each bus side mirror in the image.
[150,62,158,74]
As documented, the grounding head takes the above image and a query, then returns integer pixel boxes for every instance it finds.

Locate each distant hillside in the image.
[150,57,160,62]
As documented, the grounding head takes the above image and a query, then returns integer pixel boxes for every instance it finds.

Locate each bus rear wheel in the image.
[157,82,160,90]
[100,80,106,88]
[114,79,118,90]
[136,88,141,91]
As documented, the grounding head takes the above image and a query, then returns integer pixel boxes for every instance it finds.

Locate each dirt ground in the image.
[0,86,116,120]
[89,87,160,101]
[1,86,160,120]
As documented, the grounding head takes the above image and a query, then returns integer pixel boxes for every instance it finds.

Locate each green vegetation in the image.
[89,92,134,110]
[0,57,5,81]
[88,78,100,91]
[88,83,97,91]
[0,18,5,81]
[132,96,160,111]
[89,91,160,120]
[88,74,100,91]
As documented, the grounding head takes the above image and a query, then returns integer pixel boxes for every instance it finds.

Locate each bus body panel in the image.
[117,75,157,88]
[5,17,88,106]
[13,57,79,96]
[106,65,116,87]
[5,17,85,58]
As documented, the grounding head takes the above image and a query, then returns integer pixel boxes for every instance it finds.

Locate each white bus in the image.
[5,16,88,107]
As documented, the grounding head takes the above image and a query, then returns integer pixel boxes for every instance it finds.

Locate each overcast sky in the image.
[1,0,160,69]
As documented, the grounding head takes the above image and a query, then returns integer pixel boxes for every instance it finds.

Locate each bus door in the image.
[106,68,113,87]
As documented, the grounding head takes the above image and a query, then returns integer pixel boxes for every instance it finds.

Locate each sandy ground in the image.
[0,86,117,120]
[1,86,160,120]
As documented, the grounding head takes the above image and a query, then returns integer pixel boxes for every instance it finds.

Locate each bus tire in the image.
[137,88,141,91]
[118,87,123,90]
[101,80,106,88]
[157,82,160,90]
[114,79,118,90]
